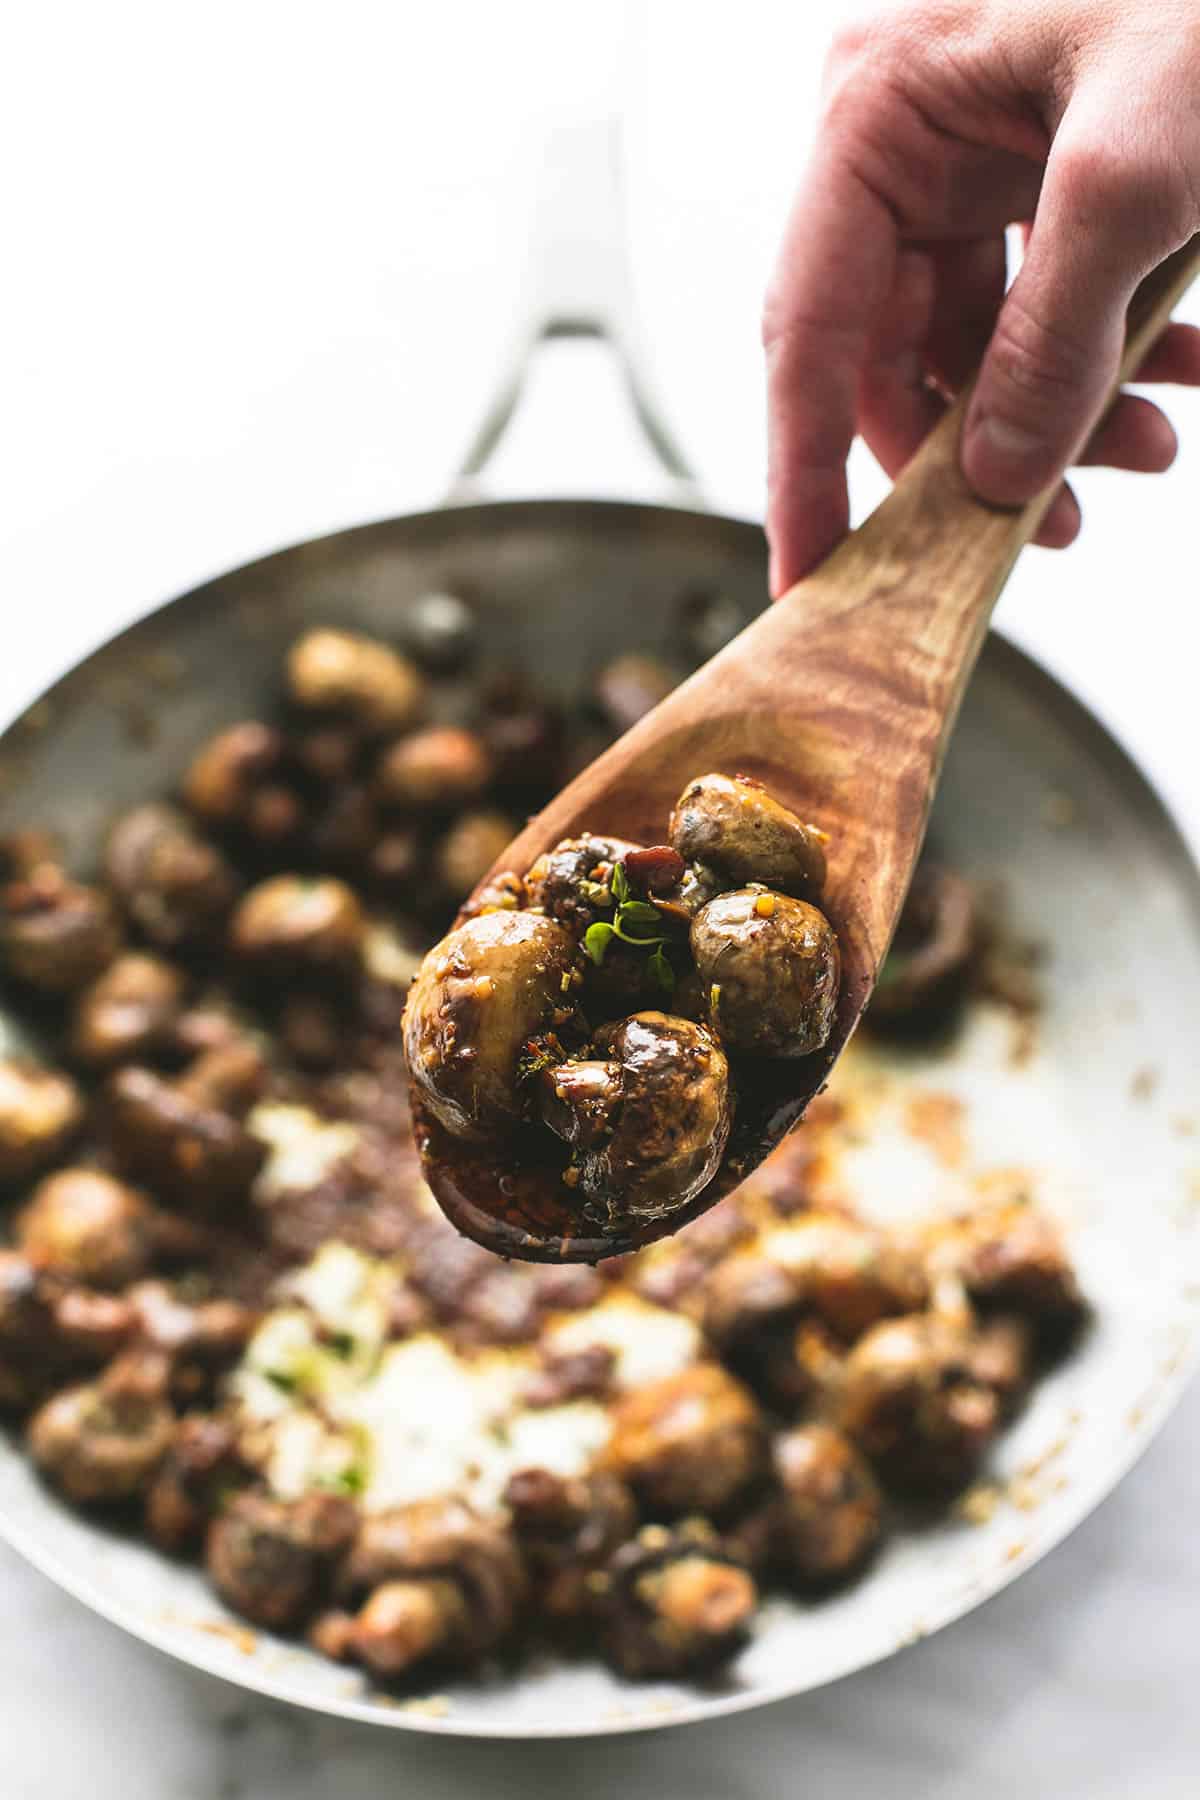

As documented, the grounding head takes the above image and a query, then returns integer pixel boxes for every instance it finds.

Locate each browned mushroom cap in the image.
[129,1280,256,1365]
[591,653,678,735]
[106,1063,265,1211]
[542,1013,732,1226]
[839,1315,1000,1493]
[287,628,425,734]
[144,1415,248,1552]
[70,952,186,1069]
[602,1520,758,1679]
[692,887,841,1058]
[229,875,366,982]
[337,1496,526,1664]
[16,1169,156,1289]
[669,773,828,900]
[206,1490,359,1631]
[938,1201,1087,1340]
[403,909,583,1142]
[1,864,122,992]
[869,863,975,1027]
[0,830,60,882]
[435,810,517,904]
[182,721,289,826]
[504,1467,637,1623]
[105,804,239,949]
[0,1059,83,1187]
[524,835,641,933]
[305,785,377,869]
[26,1350,176,1505]
[375,725,493,814]
[603,1363,767,1518]
[703,1249,848,1412]
[770,1424,884,1586]
[754,1214,927,1343]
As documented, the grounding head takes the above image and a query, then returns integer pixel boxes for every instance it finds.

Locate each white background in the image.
[2,3,1199,1794]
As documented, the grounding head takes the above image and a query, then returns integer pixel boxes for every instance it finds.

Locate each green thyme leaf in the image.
[328,1331,356,1359]
[317,1465,366,1497]
[616,900,665,932]
[648,944,676,994]
[264,1368,297,1394]
[611,862,630,906]
[584,921,616,965]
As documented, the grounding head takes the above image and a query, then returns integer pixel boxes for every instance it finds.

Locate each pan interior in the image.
[1,501,1198,1736]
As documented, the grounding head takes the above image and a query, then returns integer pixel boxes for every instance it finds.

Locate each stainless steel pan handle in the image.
[446,108,705,509]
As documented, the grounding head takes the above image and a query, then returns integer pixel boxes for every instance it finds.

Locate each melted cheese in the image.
[249,1103,360,1196]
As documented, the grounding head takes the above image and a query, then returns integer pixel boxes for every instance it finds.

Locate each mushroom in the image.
[434,810,516,903]
[0,1059,83,1187]
[27,1349,175,1505]
[839,1315,1000,1493]
[523,835,640,933]
[403,909,583,1141]
[540,1013,732,1224]
[106,1041,267,1210]
[335,1496,526,1676]
[182,720,299,844]
[870,863,975,1028]
[16,1168,156,1289]
[603,1362,767,1518]
[1,863,121,992]
[70,952,186,1068]
[144,1414,248,1553]
[602,1521,757,1679]
[692,886,841,1058]
[105,804,239,949]
[669,772,828,899]
[770,1424,884,1586]
[702,1248,848,1411]
[504,1467,637,1624]
[205,1489,358,1630]
[287,628,425,734]
[229,875,366,984]
[375,725,493,814]
[935,1200,1087,1341]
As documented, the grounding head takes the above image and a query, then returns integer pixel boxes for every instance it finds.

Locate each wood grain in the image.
[416,235,1200,1262]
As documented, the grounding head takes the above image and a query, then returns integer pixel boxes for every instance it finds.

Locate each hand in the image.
[764,0,1200,593]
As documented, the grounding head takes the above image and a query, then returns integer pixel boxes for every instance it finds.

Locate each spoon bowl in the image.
[413,237,1200,1262]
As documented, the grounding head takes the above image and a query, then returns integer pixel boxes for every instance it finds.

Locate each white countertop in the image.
[3,3,1199,1792]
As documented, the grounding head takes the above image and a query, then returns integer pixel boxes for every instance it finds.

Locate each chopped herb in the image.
[578,878,613,906]
[264,1368,297,1394]
[648,944,676,994]
[611,861,630,906]
[317,1465,366,1496]
[584,920,616,964]
[328,1331,356,1359]
[518,1037,561,1082]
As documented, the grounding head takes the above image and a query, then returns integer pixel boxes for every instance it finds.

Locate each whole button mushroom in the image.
[541,1013,732,1223]
[504,1468,637,1624]
[16,1168,156,1289]
[27,1350,176,1506]
[229,875,366,984]
[434,809,516,904]
[375,725,493,814]
[603,1362,768,1517]
[602,1521,758,1679]
[669,772,828,900]
[206,1490,358,1630]
[105,804,239,950]
[0,1060,84,1188]
[403,909,583,1141]
[70,952,186,1069]
[106,1042,267,1211]
[770,1424,884,1586]
[692,887,841,1058]
[840,1315,1000,1493]
[524,835,640,932]
[182,721,300,846]
[1,863,121,993]
[287,628,425,735]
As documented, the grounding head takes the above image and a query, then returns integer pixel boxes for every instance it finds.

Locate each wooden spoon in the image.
[414,236,1200,1263]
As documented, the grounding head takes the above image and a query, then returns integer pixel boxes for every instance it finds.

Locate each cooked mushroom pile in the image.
[0,608,1084,1693]
[404,773,842,1230]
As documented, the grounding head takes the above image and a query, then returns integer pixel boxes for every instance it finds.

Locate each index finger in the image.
[764,137,899,594]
